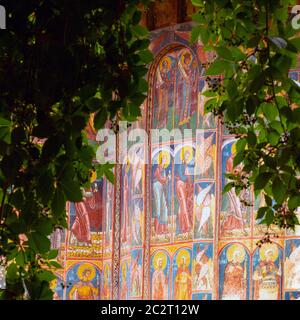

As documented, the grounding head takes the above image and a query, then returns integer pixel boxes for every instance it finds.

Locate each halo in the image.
[159,56,172,73]
[50,278,57,290]
[152,251,167,270]
[226,244,246,263]
[231,142,237,155]
[157,150,171,169]
[259,243,279,262]
[176,249,191,267]
[104,264,110,280]
[121,261,127,277]
[181,51,193,67]
[77,263,96,282]
[125,157,131,173]
[180,146,194,163]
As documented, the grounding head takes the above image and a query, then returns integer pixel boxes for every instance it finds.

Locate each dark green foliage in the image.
[0,0,152,299]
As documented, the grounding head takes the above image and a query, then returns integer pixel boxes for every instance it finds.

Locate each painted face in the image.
[162,155,167,165]
[184,55,191,65]
[158,258,163,269]
[184,151,190,162]
[83,269,91,279]
[265,250,273,262]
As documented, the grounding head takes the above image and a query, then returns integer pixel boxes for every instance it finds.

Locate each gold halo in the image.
[121,262,127,279]
[259,243,279,262]
[180,146,194,164]
[159,56,172,73]
[226,244,246,263]
[125,157,131,173]
[181,50,193,67]
[152,251,167,270]
[50,279,57,291]
[157,150,171,169]
[176,249,191,267]
[231,142,237,155]
[77,263,96,282]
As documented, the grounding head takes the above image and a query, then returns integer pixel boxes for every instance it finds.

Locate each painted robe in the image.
[155,62,173,128]
[177,54,197,127]
[222,154,245,233]
[253,261,281,300]
[176,163,193,233]
[69,281,98,300]
[152,268,168,300]
[153,165,169,234]
[222,262,246,300]
[174,264,192,300]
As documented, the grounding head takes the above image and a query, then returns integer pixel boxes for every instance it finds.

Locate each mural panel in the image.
[192,242,213,291]
[252,243,283,300]
[219,243,250,300]
[67,263,101,300]
[101,262,112,300]
[151,147,173,243]
[220,140,251,237]
[172,248,192,300]
[285,239,300,291]
[68,180,103,258]
[174,144,195,241]
[150,250,171,300]
[194,182,215,239]
[130,249,143,298]
[119,259,130,300]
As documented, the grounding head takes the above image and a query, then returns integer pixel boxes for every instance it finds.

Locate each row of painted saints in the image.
[51,238,300,300]
[149,243,284,300]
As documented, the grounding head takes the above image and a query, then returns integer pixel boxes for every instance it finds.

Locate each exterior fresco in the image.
[67,263,101,300]
[219,243,250,300]
[50,25,300,300]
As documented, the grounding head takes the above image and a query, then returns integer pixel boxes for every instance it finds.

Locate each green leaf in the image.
[216,47,233,60]
[28,232,51,254]
[261,102,278,121]
[51,187,66,217]
[254,172,273,190]
[272,177,287,203]
[265,208,274,226]
[206,59,232,75]
[48,249,59,260]
[60,180,82,202]
[37,270,56,282]
[256,207,268,219]
[131,25,148,38]
[223,182,235,194]
[94,109,108,130]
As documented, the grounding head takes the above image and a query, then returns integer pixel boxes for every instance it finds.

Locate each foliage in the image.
[0,0,152,300]
[192,0,300,237]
